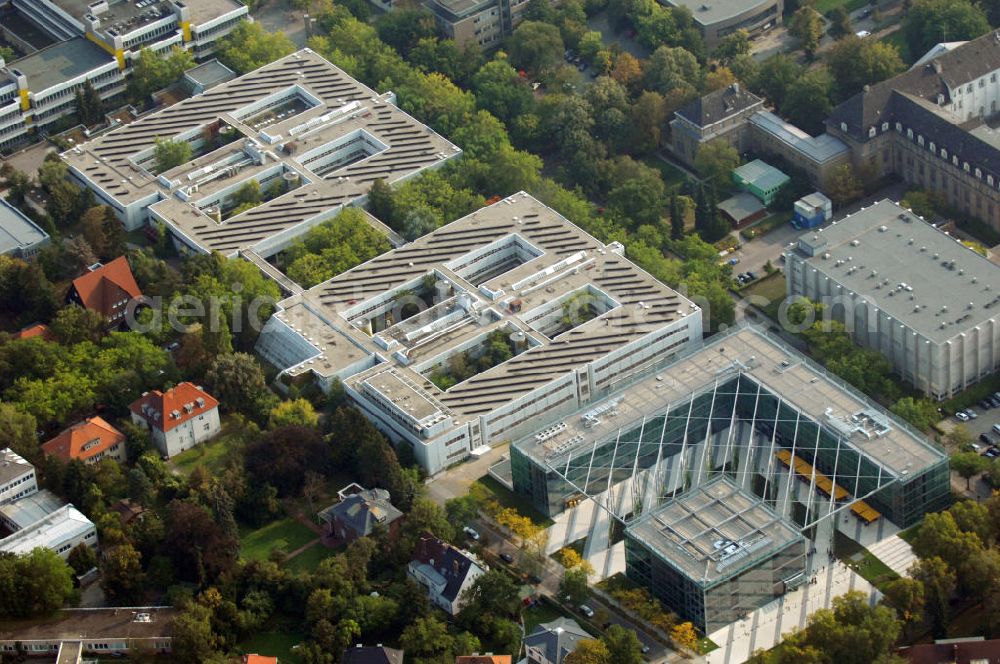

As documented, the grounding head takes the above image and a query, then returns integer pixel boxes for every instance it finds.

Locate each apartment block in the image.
[425,0,529,49]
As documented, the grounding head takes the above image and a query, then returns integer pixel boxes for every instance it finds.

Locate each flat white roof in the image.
[0,504,94,555]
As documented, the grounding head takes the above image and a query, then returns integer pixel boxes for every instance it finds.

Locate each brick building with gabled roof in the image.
[42,416,126,465]
[129,382,221,458]
[66,256,142,328]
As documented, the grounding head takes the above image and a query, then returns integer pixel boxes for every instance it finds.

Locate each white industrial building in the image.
[0,448,37,506]
[785,199,1000,399]
[0,504,97,558]
[256,192,703,474]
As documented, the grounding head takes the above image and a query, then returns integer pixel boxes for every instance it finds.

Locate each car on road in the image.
[980,433,992,445]
[500,552,514,563]
[728,257,740,265]
[965,408,978,419]
[986,446,1000,458]
[856,30,871,38]
[990,395,1000,408]
[981,399,993,410]
[956,411,971,421]
[579,604,595,618]
[642,645,651,654]
[463,526,480,541]
[746,271,757,281]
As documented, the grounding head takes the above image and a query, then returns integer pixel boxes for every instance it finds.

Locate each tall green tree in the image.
[903,0,989,62]
[669,194,685,240]
[825,37,904,101]
[912,556,955,638]
[216,21,295,74]
[0,548,75,618]
[789,7,823,57]
[694,140,740,190]
[507,21,565,74]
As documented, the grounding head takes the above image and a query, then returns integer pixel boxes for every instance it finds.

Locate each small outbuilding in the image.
[792,192,833,229]
[732,159,790,205]
[717,192,767,228]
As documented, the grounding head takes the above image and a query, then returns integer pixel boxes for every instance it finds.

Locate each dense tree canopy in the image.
[903,0,989,62]
[216,21,295,74]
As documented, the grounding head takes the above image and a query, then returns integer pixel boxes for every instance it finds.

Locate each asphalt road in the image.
[471,518,678,663]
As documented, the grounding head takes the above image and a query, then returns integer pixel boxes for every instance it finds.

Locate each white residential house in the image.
[407,534,485,615]
[0,448,38,506]
[128,382,221,458]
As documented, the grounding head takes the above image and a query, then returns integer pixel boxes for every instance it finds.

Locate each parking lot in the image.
[947,398,1000,453]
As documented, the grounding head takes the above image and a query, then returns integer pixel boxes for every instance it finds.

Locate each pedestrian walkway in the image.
[866,534,917,577]
[706,562,877,664]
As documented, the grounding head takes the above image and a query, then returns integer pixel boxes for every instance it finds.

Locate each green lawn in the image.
[524,598,574,633]
[641,156,689,192]
[475,474,554,528]
[240,629,306,664]
[834,531,899,590]
[898,521,922,544]
[741,271,787,321]
[283,540,335,573]
[815,0,867,15]
[240,517,317,562]
[168,416,253,476]
[697,637,720,654]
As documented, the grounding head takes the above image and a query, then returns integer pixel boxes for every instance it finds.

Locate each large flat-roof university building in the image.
[256,192,703,474]
[786,199,1000,399]
[508,325,949,631]
[0,0,249,151]
[663,0,782,49]
[63,49,459,257]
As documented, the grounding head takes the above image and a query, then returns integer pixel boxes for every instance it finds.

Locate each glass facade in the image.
[512,374,950,525]
[625,530,808,633]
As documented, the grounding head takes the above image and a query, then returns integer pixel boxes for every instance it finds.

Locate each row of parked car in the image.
[736,271,758,286]
[955,392,1000,421]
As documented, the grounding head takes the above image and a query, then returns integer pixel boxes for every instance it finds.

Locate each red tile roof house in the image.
[129,383,221,458]
[42,416,126,465]
[10,323,55,341]
[243,655,278,664]
[66,256,142,329]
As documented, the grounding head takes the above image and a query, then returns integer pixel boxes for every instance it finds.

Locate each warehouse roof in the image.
[792,199,1000,343]
[0,504,93,555]
[626,477,805,586]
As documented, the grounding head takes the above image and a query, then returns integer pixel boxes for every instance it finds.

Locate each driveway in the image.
[424,444,510,506]
[472,517,679,663]
[731,181,910,277]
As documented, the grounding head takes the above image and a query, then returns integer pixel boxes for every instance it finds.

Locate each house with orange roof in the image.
[129,382,221,458]
[42,417,126,465]
[10,323,55,341]
[242,655,278,664]
[456,655,512,664]
[66,256,142,328]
